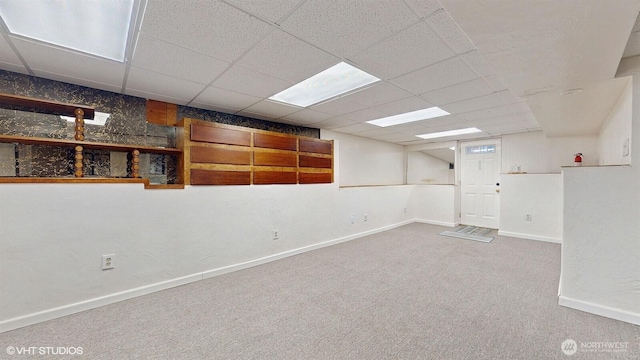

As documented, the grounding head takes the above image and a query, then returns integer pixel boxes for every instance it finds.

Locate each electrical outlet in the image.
[404,207,407,214]
[102,254,115,270]
[273,229,279,240]
[525,213,532,221]
[350,215,355,224]
[364,214,368,222]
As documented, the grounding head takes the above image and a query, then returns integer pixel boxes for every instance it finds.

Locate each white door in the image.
[460,139,501,229]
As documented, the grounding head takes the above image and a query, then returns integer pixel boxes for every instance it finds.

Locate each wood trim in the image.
[179,118,333,186]
[0,92,95,119]
[191,124,251,146]
[253,171,297,185]
[254,152,297,167]
[191,146,251,165]
[299,155,332,168]
[299,172,332,184]
[190,169,251,185]
[299,138,332,155]
[254,133,297,150]
[0,134,182,154]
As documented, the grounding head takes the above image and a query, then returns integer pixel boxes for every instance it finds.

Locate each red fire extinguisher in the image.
[574,153,583,166]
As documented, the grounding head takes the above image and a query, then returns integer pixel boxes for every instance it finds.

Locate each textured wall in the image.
[0,70,318,182]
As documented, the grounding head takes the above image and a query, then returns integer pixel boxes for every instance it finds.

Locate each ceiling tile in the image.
[403,0,443,18]
[12,38,125,87]
[387,122,430,134]
[0,35,22,66]
[421,78,492,105]
[212,65,292,98]
[125,88,193,105]
[237,29,339,84]
[191,86,261,110]
[460,50,495,77]
[331,122,380,134]
[282,109,333,124]
[422,114,468,128]
[355,128,396,137]
[391,57,477,94]
[496,90,522,105]
[0,61,28,75]
[426,10,476,54]
[345,82,414,107]
[224,0,302,23]
[458,105,513,122]
[509,101,532,114]
[441,93,506,114]
[342,107,388,122]
[483,75,508,91]
[132,33,230,85]
[481,122,531,135]
[141,0,272,62]
[470,114,520,127]
[242,100,300,118]
[235,110,277,121]
[372,96,435,116]
[31,68,122,94]
[350,22,454,79]
[309,97,367,116]
[126,68,206,102]
[280,0,418,57]
[371,133,419,143]
[309,116,358,129]
[189,102,242,114]
[623,31,640,58]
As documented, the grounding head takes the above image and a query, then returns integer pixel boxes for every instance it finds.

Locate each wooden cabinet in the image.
[176,118,333,186]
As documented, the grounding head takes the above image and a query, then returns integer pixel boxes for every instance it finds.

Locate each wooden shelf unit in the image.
[177,118,333,185]
[0,93,183,188]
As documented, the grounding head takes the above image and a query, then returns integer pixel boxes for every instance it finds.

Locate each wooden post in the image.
[74,145,83,177]
[74,108,85,141]
[131,149,140,178]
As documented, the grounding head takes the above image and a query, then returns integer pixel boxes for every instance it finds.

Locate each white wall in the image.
[559,75,640,325]
[321,130,404,186]
[406,151,451,184]
[502,131,598,173]
[498,174,562,243]
[0,128,422,332]
[597,78,632,165]
[0,182,418,332]
[412,185,458,227]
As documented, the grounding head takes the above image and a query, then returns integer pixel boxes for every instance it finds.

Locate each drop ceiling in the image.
[0,0,637,144]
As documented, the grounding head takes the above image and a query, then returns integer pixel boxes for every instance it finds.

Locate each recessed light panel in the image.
[0,0,135,62]
[366,107,449,127]
[269,62,380,107]
[417,128,482,139]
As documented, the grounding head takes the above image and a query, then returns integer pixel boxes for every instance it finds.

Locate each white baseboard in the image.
[498,230,561,244]
[558,296,640,325]
[0,273,202,333]
[415,218,458,227]
[202,219,415,279]
[0,220,414,334]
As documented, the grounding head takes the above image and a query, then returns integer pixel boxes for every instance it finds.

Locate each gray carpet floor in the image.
[1,223,638,359]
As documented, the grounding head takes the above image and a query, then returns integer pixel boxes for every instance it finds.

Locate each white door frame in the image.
[459,138,502,229]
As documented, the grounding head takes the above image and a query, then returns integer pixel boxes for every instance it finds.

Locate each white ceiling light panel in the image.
[416,127,482,139]
[366,107,450,127]
[269,62,380,107]
[0,0,135,62]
